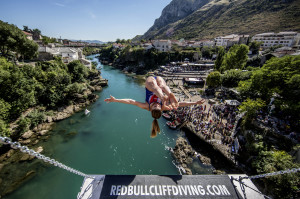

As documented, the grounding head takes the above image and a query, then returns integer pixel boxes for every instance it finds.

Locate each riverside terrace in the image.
[158,61,214,76]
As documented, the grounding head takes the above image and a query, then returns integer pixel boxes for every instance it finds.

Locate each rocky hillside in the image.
[141,0,300,40]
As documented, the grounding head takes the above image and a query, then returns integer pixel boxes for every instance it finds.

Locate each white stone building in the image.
[215,34,239,47]
[38,46,91,68]
[152,40,172,52]
[196,40,215,48]
[215,34,249,48]
[252,31,299,49]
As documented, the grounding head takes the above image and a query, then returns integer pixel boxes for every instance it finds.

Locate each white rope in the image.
[242,168,300,180]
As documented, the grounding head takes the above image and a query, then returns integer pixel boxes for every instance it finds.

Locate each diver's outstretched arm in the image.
[178,99,205,107]
[104,95,148,110]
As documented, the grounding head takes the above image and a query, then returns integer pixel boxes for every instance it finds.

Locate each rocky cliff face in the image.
[140,0,300,40]
[143,0,211,38]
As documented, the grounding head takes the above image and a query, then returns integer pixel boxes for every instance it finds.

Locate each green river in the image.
[5,55,212,199]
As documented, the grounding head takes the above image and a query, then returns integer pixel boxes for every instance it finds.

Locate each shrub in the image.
[0,119,11,137]
[0,99,11,121]
[65,83,85,99]
[17,117,31,134]
[27,110,46,128]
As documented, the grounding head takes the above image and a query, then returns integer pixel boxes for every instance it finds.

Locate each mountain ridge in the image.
[140,0,300,40]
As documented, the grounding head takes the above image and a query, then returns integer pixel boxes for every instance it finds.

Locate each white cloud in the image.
[54,2,65,7]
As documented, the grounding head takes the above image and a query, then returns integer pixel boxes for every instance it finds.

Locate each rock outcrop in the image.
[150,0,209,30]
[173,137,195,175]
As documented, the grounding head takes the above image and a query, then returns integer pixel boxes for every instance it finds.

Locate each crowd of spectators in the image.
[167,103,240,147]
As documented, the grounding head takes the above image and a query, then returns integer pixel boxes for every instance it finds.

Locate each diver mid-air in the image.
[104,76,205,137]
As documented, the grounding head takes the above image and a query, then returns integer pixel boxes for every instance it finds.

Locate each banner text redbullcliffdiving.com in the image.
[110,184,231,196]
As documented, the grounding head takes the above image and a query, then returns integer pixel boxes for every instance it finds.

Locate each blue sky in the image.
[0,0,172,42]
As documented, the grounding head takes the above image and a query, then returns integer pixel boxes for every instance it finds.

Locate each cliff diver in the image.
[104,76,205,138]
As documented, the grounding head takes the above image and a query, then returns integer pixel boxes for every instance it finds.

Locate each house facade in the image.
[152,40,172,52]
[215,34,249,48]
[215,34,239,47]
[252,31,299,48]
[195,40,215,48]
[22,31,33,40]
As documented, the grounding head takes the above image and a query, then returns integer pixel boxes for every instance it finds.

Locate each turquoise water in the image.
[5,55,186,199]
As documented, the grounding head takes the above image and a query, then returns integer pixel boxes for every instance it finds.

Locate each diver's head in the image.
[150,102,162,112]
[150,103,162,138]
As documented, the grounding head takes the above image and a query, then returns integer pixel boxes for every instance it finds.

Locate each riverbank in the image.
[0,63,108,197]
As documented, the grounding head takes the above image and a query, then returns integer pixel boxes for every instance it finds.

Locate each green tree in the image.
[0,58,37,118]
[20,38,39,60]
[239,98,265,127]
[32,28,41,40]
[0,119,10,137]
[0,98,11,121]
[201,46,212,59]
[252,150,300,199]
[17,117,31,134]
[238,55,300,125]
[0,20,38,60]
[23,25,30,32]
[221,69,252,88]
[64,82,85,99]
[42,36,57,45]
[27,110,46,128]
[67,60,89,83]
[206,71,221,88]
[215,46,225,71]
[248,41,262,54]
[221,44,249,72]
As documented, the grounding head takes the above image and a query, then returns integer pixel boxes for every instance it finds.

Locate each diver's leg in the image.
[156,76,178,109]
[145,76,165,101]
[156,76,172,96]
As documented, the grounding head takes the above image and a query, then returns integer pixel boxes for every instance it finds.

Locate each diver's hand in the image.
[104,95,116,103]
[162,95,172,110]
[168,93,179,110]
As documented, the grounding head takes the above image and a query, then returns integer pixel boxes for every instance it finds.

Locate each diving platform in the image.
[77,174,264,199]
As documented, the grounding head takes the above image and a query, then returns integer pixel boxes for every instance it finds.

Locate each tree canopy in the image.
[238,55,300,124]
[220,44,249,73]
[206,71,221,88]
[0,20,38,60]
